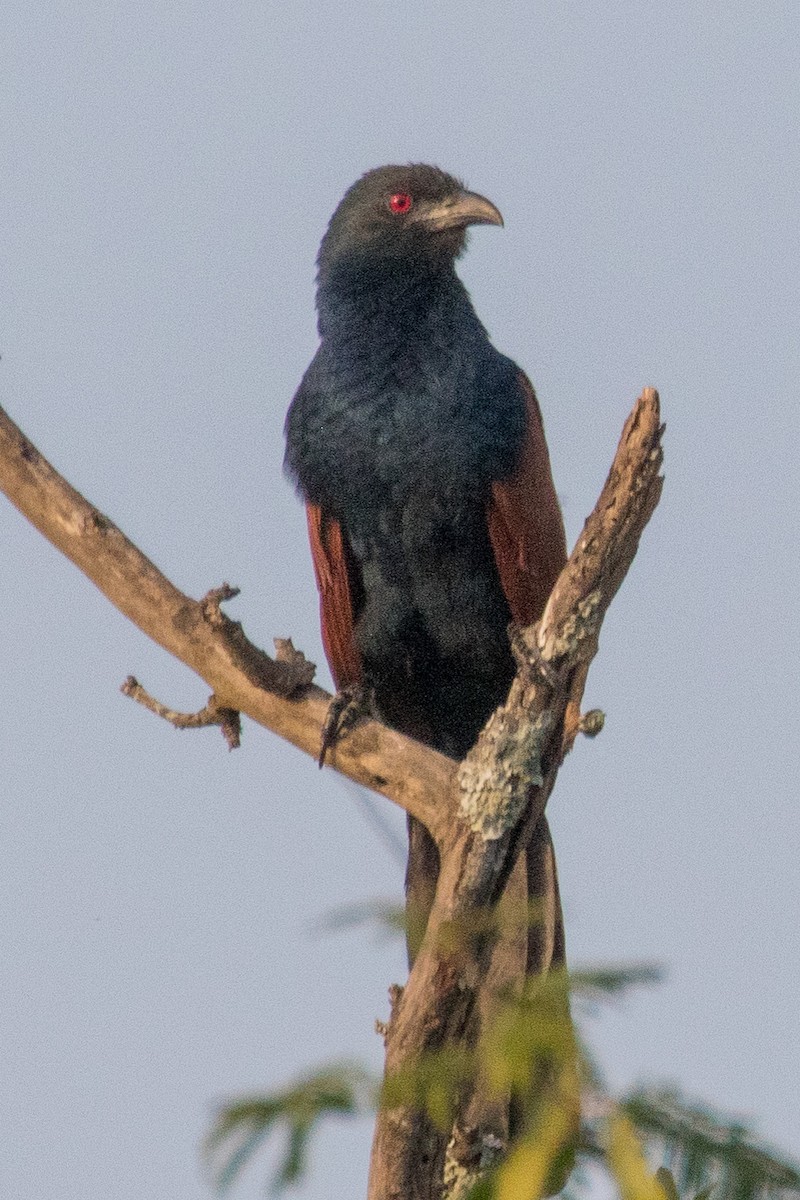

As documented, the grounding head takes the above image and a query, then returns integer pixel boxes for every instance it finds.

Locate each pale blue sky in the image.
[2,3,798,1197]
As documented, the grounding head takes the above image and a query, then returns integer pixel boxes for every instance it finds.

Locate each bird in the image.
[284,164,568,967]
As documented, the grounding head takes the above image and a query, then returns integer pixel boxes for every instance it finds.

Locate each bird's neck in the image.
[316,261,476,346]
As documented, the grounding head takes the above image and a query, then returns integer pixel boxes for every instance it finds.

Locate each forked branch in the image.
[0,387,663,1200]
[367,389,663,1199]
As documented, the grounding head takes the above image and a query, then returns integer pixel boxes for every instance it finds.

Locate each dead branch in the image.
[367,388,663,1200]
[120,676,242,749]
[0,401,449,838]
[1,387,663,1200]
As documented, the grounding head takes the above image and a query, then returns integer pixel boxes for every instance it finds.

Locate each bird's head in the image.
[317,164,503,286]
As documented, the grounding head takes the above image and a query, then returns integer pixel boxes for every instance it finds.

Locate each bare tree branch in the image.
[0,401,449,837]
[367,388,664,1199]
[120,675,243,749]
[1,387,663,1200]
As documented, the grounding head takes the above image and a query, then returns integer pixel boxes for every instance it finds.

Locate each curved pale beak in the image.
[415,188,504,231]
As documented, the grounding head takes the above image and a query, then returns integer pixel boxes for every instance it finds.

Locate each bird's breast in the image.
[285,276,527,540]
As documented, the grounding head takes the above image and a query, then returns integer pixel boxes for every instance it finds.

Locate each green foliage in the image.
[569,964,664,1006]
[311,897,407,939]
[602,1111,671,1199]
[492,1094,580,1200]
[203,1063,372,1192]
[316,895,557,950]
[381,1044,474,1130]
[620,1088,800,1200]
[655,1166,682,1200]
[482,970,577,1097]
[204,957,800,1200]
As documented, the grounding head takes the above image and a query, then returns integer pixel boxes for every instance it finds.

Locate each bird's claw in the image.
[508,622,561,688]
[319,685,368,767]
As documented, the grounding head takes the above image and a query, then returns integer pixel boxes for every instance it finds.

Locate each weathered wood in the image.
[367,389,663,1200]
[0,387,663,1200]
[0,402,450,838]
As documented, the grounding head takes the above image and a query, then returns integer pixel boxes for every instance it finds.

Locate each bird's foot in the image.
[319,684,371,767]
[508,622,562,689]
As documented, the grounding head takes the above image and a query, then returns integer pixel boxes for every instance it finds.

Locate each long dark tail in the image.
[404,815,440,967]
[403,811,566,973]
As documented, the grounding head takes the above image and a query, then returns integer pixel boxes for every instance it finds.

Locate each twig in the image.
[121,676,242,749]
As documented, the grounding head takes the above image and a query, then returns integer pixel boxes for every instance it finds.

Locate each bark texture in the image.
[0,387,664,1200]
[367,389,664,1199]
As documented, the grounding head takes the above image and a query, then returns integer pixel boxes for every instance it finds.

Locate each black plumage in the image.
[285,164,566,962]
[286,164,525,756]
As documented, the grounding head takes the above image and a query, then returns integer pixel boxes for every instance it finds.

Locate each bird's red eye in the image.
[389,192,413,214]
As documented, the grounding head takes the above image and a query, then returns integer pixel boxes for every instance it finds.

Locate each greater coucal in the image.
[285,164,567,966]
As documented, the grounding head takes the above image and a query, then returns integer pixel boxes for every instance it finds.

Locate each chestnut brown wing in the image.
[305,503,362,689]
[488,372,567,626]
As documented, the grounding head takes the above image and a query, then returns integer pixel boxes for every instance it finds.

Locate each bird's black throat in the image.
[286,259,525,758]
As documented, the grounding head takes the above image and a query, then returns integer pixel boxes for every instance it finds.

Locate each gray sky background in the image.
[2,3,798,1197]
